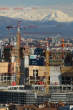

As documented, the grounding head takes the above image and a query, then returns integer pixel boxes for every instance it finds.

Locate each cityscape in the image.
[0,0,73,110]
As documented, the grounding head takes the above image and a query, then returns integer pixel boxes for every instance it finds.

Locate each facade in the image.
[0,62,16,85]
[29,66,50,84]
[50,66,62,85]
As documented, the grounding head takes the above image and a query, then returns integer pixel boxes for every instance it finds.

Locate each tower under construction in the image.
[16,23,21,85]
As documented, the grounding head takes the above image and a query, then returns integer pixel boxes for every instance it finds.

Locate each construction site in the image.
[0,23,73,110]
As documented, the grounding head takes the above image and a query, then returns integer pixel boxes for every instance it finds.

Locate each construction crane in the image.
[16,22,21,85]
[6,23,39,85]
[45,42,50,94]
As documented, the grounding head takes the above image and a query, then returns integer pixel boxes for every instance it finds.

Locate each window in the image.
[33,70,38,77]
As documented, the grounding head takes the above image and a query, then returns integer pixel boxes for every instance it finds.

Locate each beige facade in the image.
[29,66,50,76]
[0,62,17,74]
[0,62,8,73]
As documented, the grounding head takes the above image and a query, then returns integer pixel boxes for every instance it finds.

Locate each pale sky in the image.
[0,0,73,7]
[0,0,73,16]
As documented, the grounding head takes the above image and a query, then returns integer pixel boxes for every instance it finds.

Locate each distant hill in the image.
[0,8,73,39]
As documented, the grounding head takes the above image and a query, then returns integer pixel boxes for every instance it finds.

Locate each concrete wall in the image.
[50,66,62,85]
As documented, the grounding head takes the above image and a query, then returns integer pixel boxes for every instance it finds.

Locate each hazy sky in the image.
[0,0,73,6]
[0,0,73,16]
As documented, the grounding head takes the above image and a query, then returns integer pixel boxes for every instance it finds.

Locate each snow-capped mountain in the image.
[42,10,73,22]
[0,8,73,39]
[0,8,73,22]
